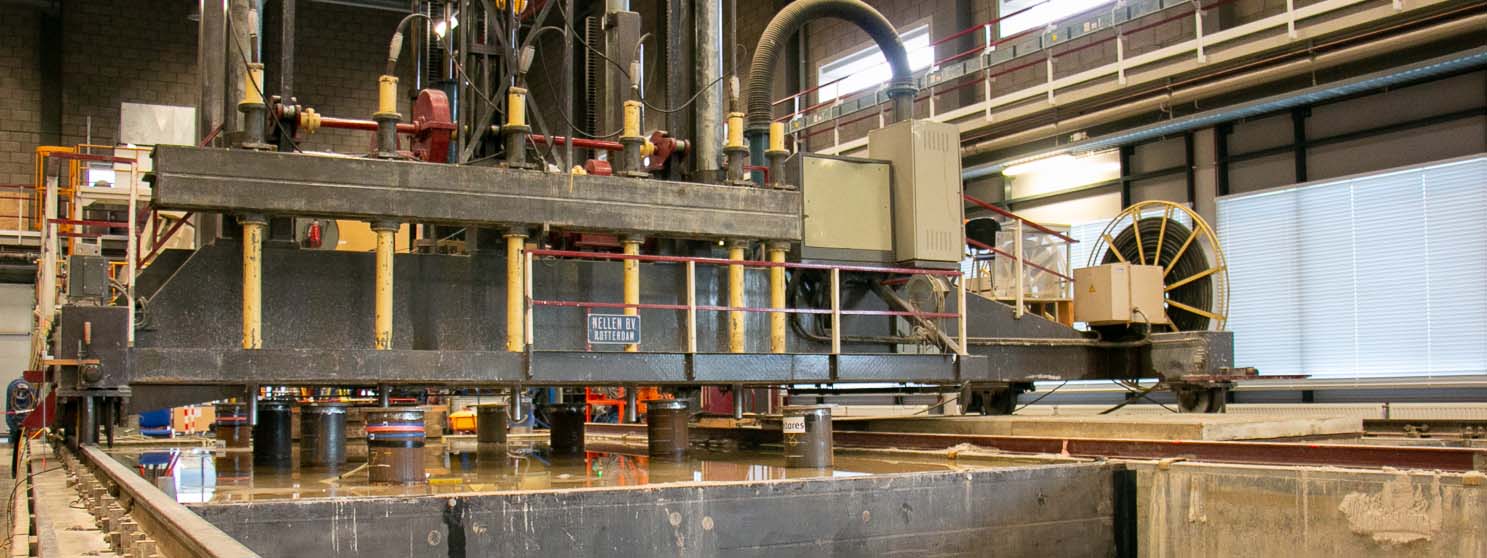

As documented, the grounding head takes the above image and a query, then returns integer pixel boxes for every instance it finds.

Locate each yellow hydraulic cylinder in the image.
[622,237,643,353]
[622,100,642,138]
[243,63,265,106]
[376,75,399,116]
[505,231,527,352]
[768,122,785,152]
[768,242,787,354]
[240,216,266,349]
[507,87,528,127]
[372,221,398,350]
[726,112,744,148]
[728,241,746,353]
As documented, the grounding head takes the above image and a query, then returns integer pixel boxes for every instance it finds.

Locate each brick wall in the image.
[0,6,42,189]
[0,0,416,178]
[60,0,198,148]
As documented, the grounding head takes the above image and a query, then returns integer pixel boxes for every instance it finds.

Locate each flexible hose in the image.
[744,0,916,134]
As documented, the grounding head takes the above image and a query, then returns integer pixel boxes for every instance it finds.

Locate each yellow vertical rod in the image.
[767,242,787,354]
[728,240,746,353]
[505,230,527,352]
[372,221,398,350]
[240,215,265,349]
[622,236,643,352]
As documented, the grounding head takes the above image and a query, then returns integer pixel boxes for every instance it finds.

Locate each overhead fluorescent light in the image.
[1001,154,1075,177]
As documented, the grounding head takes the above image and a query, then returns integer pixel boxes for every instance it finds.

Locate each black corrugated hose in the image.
[743,0,918,135]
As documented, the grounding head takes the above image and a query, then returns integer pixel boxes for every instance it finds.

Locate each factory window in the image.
[816,24,933,103]
[1218,155,1487,380]
[998,0,1116,38]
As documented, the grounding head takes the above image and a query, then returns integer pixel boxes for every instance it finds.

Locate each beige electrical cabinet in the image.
[868,119,964,267]
[798,154,894,263]
[1074,263,1170,325]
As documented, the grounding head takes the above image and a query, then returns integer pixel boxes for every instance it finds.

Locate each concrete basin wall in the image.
[1134,461,1487,557]
[189,462,1117,557]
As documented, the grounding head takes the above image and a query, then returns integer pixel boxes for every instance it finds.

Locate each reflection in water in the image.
[112,440,994,504]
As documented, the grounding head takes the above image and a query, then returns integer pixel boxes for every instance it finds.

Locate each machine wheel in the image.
[961,384,1029,415]
[1175,386,1228,413]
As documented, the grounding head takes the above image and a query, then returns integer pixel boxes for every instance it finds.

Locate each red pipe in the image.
[317,116,417,135]
[529,134,624,152]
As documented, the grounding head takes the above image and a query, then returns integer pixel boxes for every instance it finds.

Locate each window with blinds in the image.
[1218,155,1487,379]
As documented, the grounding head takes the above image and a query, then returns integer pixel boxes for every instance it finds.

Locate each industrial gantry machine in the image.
[33,0,1240,447]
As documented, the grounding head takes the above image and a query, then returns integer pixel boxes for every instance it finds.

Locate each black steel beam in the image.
[1215,123,1231,196]
[38,4,62,145]
[1183,132,1196,204]
[125,330,1230,388]
[150,146,803,240]
[1224,107,1487,166]
[1119,144,1134,207]
[1291,107,1308,183]
[126,348,985,386]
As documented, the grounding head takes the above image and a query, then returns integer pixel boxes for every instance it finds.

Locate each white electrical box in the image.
[1074,263,1170,326]
[868,119,964,267]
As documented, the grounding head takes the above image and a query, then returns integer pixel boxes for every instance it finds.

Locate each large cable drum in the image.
[1087,201,1228,332]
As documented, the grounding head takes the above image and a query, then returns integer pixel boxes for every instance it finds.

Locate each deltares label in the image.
[782,416,806,434]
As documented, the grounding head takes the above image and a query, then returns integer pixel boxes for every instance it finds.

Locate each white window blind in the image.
[1218,155,1487,379]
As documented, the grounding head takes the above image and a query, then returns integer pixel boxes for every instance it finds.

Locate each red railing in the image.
[523,248,966,354]
[774,0,1245,143]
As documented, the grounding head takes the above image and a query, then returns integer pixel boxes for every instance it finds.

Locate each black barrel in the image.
[544,403,586,455]
[300,402,348,467]
[475,402,509,445]
[252,400,293,466]
[366,409,426,484]
[644,399,690,458]
[783,405,833,468]
[214,403,250,448]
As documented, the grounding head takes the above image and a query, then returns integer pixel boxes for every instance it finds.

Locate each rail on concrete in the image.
[72,445,259,558]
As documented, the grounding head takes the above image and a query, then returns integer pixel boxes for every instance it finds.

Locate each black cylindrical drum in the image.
[300,403,348,467]
[252,400,293,466]
[783,405,833,468]
[475,403,508,445]
[366,409,426,484]
[214,403,250,448]
[645,399,690,458]
[544,403,586,455]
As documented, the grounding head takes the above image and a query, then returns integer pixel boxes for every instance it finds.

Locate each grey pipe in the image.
[743,0,915,136]
[695,0,723,177]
